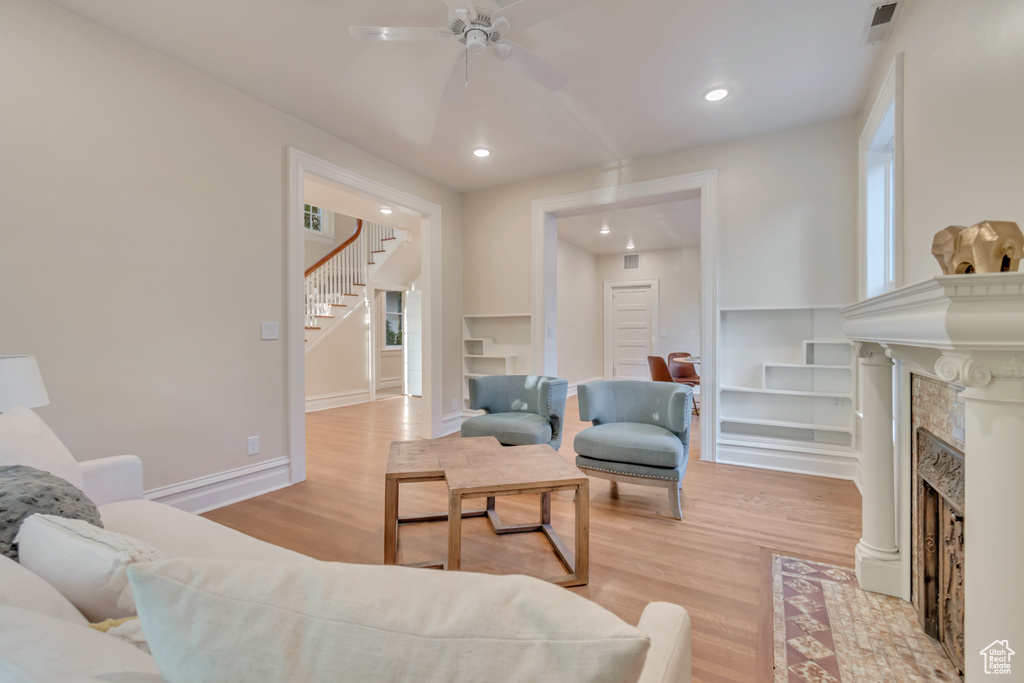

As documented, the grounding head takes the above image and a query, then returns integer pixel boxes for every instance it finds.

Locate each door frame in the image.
[531,169,718,462]
[287,148,443,484]
[603,279,660,380]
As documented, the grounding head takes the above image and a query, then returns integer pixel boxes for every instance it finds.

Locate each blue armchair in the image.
[573,380,692,519]
[461,375,569,449]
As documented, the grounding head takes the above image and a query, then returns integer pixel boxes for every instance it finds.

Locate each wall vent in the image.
[862,1,902,45]
[623,253,639,270]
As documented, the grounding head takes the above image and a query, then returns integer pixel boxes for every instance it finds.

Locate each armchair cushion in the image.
[459,412,552,446]
[574,423,685,469]
[577,381,692,438]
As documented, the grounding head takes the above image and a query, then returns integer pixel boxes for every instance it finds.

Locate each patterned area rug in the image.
[773,555,962,682]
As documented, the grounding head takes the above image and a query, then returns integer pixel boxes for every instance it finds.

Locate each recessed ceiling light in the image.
[473,148,491,158]
[704,88,729,102]
[380,208,392,214]
[626,242,635,250]
[600,226,610,235]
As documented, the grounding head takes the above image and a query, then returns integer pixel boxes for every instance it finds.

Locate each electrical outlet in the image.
[452,398,458,412]
[247,436,260,456]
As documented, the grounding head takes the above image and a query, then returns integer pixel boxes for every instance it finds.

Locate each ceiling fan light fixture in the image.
[380,207,393,214]
[473,147,491,158]
[704,88,729,102]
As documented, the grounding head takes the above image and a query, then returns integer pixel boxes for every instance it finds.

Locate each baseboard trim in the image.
[144,457,291,515]
[305,389,370,413]
[716,443,859,481]
[441,411,463,436]
[379,377,402,389]
[567,376,604,397]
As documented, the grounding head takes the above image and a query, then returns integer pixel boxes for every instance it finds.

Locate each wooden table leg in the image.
[384,477,398,565]
[575,480,589,584]
[541,491,551,525]
[447,491,463,571]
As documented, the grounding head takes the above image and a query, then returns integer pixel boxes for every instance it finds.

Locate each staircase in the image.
[304,219,400,353]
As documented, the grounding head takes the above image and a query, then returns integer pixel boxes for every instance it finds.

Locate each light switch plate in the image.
[261,321,279,340]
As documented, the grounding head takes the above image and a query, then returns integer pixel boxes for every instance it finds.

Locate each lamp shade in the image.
[0,355,51,412]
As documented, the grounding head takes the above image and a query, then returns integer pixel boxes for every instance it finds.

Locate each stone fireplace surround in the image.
[839,273,1024,682]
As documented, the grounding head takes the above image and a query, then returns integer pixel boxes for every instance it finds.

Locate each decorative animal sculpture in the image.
[931,220,1023,275]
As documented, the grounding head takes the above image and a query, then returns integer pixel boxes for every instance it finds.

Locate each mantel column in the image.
[937,352,1024,681]
[854,343,902,596]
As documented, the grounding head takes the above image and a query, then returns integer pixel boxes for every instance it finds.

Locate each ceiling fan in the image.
[349,0,589,100]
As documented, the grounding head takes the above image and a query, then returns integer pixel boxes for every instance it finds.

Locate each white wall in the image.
[597,247,702,359]
[860,0,1024,289]
[463,117,858,314]
[305,306,370,399]
[0,0,463,490]
[555,240,602,384]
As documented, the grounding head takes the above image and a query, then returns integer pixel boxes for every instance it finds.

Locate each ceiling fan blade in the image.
[349,26,456,42]
[492,39,569,91]
[441,49,484,101]
[492,0,590,32]
[442,0,477,22]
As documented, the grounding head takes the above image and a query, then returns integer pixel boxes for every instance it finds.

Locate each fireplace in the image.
[913,421,965,675]
[840,272,1024,681]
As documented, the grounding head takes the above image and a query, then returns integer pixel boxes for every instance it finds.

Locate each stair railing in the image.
[366,221,396,264]
[304,219,365,328]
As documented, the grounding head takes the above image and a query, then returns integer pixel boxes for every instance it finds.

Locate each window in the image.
[384,290,403,349]
[864,103,896,298]
[304,204,322,232]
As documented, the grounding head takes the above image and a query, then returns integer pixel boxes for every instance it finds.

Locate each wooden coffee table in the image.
[385,436,589,586]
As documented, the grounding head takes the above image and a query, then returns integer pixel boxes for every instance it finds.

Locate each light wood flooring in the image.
[204,395,861,683]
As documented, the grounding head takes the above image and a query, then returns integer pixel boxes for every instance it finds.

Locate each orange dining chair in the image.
[667,353,700,415]
[647,356,675,383]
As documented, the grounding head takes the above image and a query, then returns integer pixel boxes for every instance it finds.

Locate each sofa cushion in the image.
[460,412,552,446]
[16,514,162,622]
[129,558,651,683]
[0,553,87,625]
[0,464,103,560]
[574,423,685,469]
[0,606,162,682]
[0,406,82,488]
[99,499,310,562]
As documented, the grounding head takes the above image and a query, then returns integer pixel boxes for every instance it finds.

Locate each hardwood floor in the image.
[204,395,861,683]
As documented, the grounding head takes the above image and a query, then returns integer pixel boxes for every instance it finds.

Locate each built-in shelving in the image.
[462,314,532,411]
[718,307,856,451]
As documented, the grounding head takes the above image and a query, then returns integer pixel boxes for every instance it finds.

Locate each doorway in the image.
[532,170,718,461]
[287,149,443,484]
[604,280,658,380]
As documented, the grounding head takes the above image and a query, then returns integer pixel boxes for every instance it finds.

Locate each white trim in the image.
[716,443,860,481]
[441,410,463,436]
[602,279,660,380]
[379,377,402,389]
[532,170,719,462]
[305,389,371,413]
[303,296,365,357]
[144,457,291,515]
[567,376,603,397]
[858,53,904,301]
[288,148,444,488]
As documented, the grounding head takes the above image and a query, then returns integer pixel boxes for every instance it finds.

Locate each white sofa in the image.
[2,451,693,682]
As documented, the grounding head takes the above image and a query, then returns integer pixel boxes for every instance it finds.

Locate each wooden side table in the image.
[385,438,590,586]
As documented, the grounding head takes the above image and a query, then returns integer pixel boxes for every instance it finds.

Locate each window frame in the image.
[303,204,334,245]
[383,290,403,351]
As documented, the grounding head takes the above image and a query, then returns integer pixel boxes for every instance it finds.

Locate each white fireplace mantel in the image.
[839,273,1024,681]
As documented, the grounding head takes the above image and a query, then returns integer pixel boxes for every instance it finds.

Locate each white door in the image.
[404,290,422,397]
[611,285,653,380]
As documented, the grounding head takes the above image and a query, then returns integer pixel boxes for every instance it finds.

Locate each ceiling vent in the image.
[862,1,903,45]
[623,253,639,270]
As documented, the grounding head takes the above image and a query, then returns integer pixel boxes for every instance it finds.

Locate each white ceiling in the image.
[558,196,700,256]
[50,0,884,192]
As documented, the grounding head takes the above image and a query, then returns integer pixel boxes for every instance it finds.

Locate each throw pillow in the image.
[16,514,161,622]
[0,406,83,488]
[0,553,87,625]
[0,606,162,681]
[129,558,651,683]
[0,464,102,561]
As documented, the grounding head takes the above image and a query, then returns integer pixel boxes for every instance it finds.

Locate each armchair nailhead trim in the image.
[579,464,678,482]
